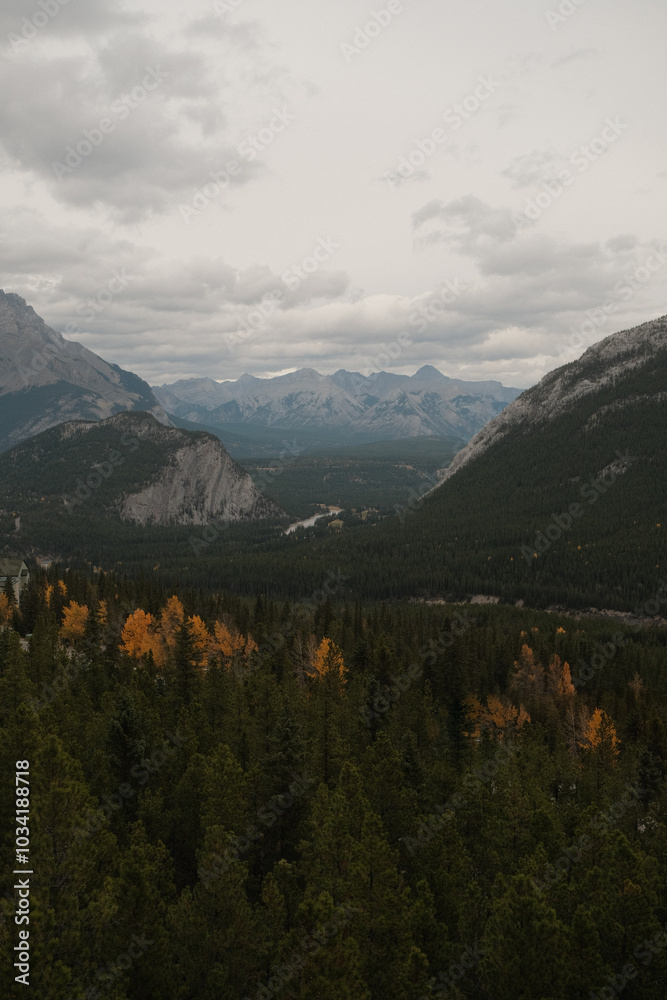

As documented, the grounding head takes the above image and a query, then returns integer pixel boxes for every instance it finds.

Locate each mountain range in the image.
[153,366,521,444]
[161,313,664,612]
[0,290,168,453]
[332,313,667,609]
[1,288,665,612]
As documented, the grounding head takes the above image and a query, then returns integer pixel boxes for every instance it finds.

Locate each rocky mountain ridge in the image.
[0,291,169,452]
[153,366,521,444]
[0,412,282,531]
[435,315,667,488]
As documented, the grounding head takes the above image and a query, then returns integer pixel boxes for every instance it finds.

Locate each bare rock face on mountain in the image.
[435,314,667,488]
[0,412,282,529]
[153,366,521,444]
[112,416,282,526]
[0,290,169,452]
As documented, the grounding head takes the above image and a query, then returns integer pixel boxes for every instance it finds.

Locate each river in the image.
[284,506,343,535]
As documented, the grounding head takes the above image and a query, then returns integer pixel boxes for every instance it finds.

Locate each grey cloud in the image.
[501,148,564,189]
[412,195,518,252]
[0,21,292,219]
[0,0,144,48]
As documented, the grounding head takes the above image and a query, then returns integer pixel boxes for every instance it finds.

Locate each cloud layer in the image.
[1,0,666,388]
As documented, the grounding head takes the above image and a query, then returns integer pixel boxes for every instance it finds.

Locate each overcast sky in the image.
[1,0,666,388]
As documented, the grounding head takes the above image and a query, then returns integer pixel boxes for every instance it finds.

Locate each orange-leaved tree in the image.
[580,707,620,761]
[0,593,11,627]
[464,694,530,740]
[188,614,211,668]
[159,595,185,652]
[546,654,576,699]
[212,621,257,671]
[511,644,545,700]
[120,609,156,660]
[310,637,347,686]
[60,601,89,644]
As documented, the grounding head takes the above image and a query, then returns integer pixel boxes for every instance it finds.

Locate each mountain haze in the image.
[153,366,520,444]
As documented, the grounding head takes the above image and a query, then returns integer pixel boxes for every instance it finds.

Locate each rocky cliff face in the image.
[434,315,667,488]
[0,411,283,529]
[0,290,169,451]
[113,417,281,526]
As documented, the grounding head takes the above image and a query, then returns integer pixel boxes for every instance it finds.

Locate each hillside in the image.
[0,291,169,452]
[3,316,664,614]
[0,413,283,560]
[152,315,666,612]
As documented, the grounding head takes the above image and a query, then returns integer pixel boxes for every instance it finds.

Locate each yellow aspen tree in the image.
[311,637,347,686]
[465,694,530,739]
[120,609,155,659]
[244,635,258,660]
[60,601,89,643]
[159,595,185,651]
[188,614,212,668]
[213,621,234,659]
[580,707,620,760]
[557,660,575,698]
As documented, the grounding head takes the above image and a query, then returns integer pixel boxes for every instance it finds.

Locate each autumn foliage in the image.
[464,694,530,740]
[118,596,257,672]
[512,644,575,700]
[580,707,620,760]
[0,593,11,627]
[120,609,157,661]
[60,601,89,643]
[310,637,347,685]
